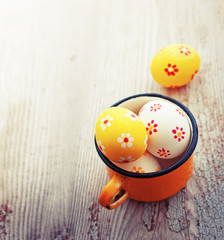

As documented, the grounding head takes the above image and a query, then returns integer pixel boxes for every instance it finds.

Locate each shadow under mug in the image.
[95,93,198,210]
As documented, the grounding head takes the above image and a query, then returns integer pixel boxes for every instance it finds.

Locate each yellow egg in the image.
[151,44,200,88]
[95,107,148,163]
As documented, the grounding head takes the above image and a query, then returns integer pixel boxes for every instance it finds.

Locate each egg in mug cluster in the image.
[151,44,200,88]
[95,100,191,174]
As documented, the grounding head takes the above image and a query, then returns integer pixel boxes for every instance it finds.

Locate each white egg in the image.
[138,100,191,159]
[114,151,161,173]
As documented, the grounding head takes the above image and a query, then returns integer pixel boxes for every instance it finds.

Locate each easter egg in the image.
[95,107,148,163]
[138,100,191,159]
[151,44,200,88]
[114,151,161,173]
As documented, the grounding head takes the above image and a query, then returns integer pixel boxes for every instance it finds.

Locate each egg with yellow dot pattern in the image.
[151,44,200,88]
[95,107,148,163]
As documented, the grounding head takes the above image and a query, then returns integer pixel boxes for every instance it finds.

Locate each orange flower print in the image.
[179,46,191,56]
[191,70,198,80]
[118,156,135,163]
[157,148,171,158]
[131,166,145,173]
[150,103,162,112]
[172,126,185,142]
[155,167,161,172]
[146,120,158,135]
[176,108,185,117]
[165,63,179,76]
[97,140,106,155]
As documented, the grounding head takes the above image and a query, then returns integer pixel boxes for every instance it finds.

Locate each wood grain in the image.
[0,0,223,239]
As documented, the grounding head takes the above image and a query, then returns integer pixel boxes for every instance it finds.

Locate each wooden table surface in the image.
[0,0,223,239]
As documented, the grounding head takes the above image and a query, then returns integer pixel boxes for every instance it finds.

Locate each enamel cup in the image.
[95,93,198,210]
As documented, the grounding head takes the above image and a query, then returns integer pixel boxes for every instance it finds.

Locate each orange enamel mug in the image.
[95,93,198,210]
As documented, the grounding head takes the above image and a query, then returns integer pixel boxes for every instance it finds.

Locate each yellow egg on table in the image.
[151,44,200,88]
[95,107,148,163]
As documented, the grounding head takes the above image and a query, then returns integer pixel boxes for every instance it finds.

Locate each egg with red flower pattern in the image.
[95,107,148,163]
[138,100,191,159]
[114,151,161,173]
[151,44,200,88]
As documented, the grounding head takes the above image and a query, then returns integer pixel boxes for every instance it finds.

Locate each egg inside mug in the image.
[117,96,192,169]
[95,93,198,178]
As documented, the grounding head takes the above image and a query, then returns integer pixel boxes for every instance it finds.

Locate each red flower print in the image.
[146,120,158,135]
[176,108,185,117]
[150,103,162,112]
[179,46,191,56]
[100,114,113,131]
[157,148,171,158]
[191,70,198,80]
[97,140,106,155]
[139,107,144,113]
[172,126,185,142]
[165,63,179,76]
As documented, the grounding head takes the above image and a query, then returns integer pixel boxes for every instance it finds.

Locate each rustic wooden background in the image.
[0,0,223,239]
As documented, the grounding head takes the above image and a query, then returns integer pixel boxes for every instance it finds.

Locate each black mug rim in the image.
[94,93,198,179]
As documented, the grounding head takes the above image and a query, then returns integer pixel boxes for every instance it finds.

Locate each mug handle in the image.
[99,174,129,210]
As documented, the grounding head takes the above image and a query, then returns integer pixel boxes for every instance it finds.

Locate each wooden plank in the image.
[0,0,223,239]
